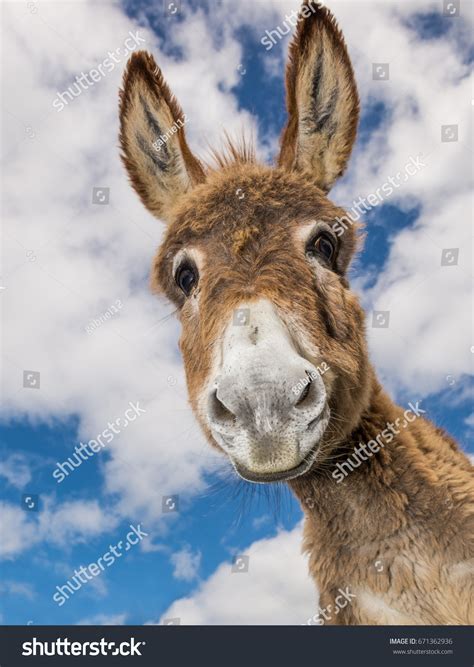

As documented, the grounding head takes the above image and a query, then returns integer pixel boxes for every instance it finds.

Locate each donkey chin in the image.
[203,298,332,483]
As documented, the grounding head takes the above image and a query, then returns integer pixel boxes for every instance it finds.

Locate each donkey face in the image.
[120,2,371,482]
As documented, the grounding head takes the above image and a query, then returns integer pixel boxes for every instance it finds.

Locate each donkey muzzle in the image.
[205,299,330,482]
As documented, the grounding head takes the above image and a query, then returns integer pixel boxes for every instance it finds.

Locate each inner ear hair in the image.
[278,1,360,193]
[119,51,205,222]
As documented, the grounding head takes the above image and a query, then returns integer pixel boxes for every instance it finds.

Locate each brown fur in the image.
[292,386,474,624]
[119,1,474,625]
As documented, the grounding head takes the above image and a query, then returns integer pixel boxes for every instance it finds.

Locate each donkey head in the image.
[119,2,372,483]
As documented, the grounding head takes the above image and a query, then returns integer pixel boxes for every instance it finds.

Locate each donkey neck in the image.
[289,383,436,543]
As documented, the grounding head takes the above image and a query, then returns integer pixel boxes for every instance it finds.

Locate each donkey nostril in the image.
[295,372,313,408]
[295,382,311,406]
[209,390,236,424]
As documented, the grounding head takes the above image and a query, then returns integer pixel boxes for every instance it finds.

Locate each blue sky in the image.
[1,0,472,625]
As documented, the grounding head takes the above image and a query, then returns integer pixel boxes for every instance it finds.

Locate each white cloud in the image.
[0,580,35,600]
[170,545,201,582]
[465,414,474,429]
[252,514,272,530]
[154,524,315,624]
[0,498,117,560]
[0,502,39,560]
[38,498,118,547]
[0,454,32,489]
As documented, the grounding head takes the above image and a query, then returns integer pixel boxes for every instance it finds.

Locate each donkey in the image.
[119,1,473,624]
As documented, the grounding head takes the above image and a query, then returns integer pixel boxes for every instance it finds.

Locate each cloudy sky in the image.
[0,0,472,625]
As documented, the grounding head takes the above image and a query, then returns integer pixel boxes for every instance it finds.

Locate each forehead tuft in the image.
[162,163,339,246]
[232,225,260,255]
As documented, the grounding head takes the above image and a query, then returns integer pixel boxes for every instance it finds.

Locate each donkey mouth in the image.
[231,441,321,484]
[225,404,330,484]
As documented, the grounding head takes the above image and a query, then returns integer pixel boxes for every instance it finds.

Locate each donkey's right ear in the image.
[119,51,205,222]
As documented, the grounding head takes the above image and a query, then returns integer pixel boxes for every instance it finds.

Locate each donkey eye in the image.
[308,232,336,263]
[175,262,198,296]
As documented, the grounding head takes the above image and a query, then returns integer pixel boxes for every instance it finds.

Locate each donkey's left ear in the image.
[278,1,359,193]
[119,51,205,222]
